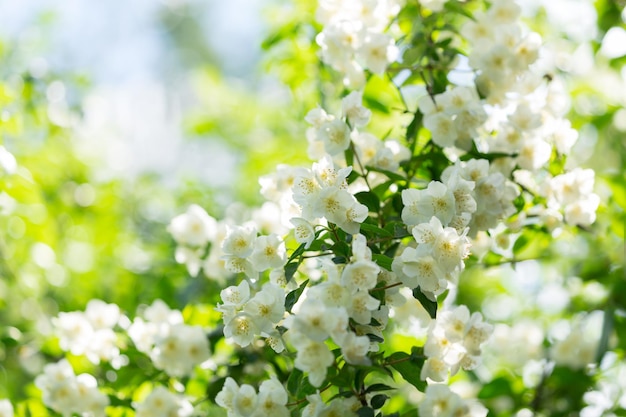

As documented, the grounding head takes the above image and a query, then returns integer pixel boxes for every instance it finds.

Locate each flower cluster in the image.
[216,377,290,417]
[419,384,488,417]
[7,1,611,417]
[581,352,626,417]
[291,156,368,234]
[302,392,361,417]
[421,305,493,382]
[282,235,391,385]
[543,168,600,227]
[315,0,401,88]
[167,204,224,277]
[35,360,109,417]
[52,299,123,365]
[418,87,487,150]
[550,310,604,370]
[217,280,286,350]
[462,0,541,102]
[128,299,211,377]
[134,386,193,417]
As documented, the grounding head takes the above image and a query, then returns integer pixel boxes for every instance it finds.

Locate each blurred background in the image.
[0,0,624,410]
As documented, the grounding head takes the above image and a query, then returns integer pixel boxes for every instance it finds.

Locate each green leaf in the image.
[372,180,395,198]
[287,243,306,263]
[372,254,393,271]
[444,0,476,19]
[386,350,426,392]
[261,23,299,50]
[356,191,381,213]
[284,262,299,282]
[358,407,376,417]
[366,167,407,182]
[107,395,132,408]
[512,234,529,253]
[412,287,437,319]
[361,222,392,238]
[364,96,391,114]
[367,333,385,343]
[345,147,355,168]
[332,364,356,389]
[371,394,388,409]
[477,376,514,399]
[287,368,303,396]
[285,280,309,312]
[206,377,227,402]
[365,383,396,393]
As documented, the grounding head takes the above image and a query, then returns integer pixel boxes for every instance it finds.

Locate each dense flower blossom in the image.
[52,299,123,365]
[127,300,210,377]
[35,359,109,417]
[421,305,493,382]
[135,386,193,417]
[419,384,488,417]
[315,0,401,88]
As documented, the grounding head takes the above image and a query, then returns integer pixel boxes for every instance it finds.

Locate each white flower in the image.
[35,360,109,417]
[341,91,371,127]
[307,276,350,308]
[151,324,210,377]
[290,217,316,249]
[463,312,493,356]
[293,338,334,387]
[250,234,286,272]
[551,311,603,369]
[224,312,260,348]
[341,259,380,293]
[424,112,458,148]
[0,400,13,417]
[419,384,463,417]
[263,330,286,353]
[222,225,257,258]
[305,107,334,129]
[488,0,521,23]
[432,226,470,272]
[516,138,552,171]
[420,357,449,382]
[564,194,600,226]
[85,299,120,330]
[167,204,216,247]
[217,280,251,322]
[254,378,289,417]
[135,386,193,417]
[145,299,184,326]
[439,305,470,343]
[318,119,352,155]
[128,317,158,354]
[347,290,380,324]
[550,119,578,154]
[337,331,371,365]
[174,246,204,276]
[233,384,258,417]
[223,255,257,278]
[216,377,239,414]
[402,182,456,227]
[0,146,17,175]
[53,311,93,356]
[243,283,285,333]
[397,247,447,294]
[357,32,398,74]
[285,299,342,342]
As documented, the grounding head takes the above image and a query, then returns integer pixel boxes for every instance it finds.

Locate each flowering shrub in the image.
[0,0,625,416]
